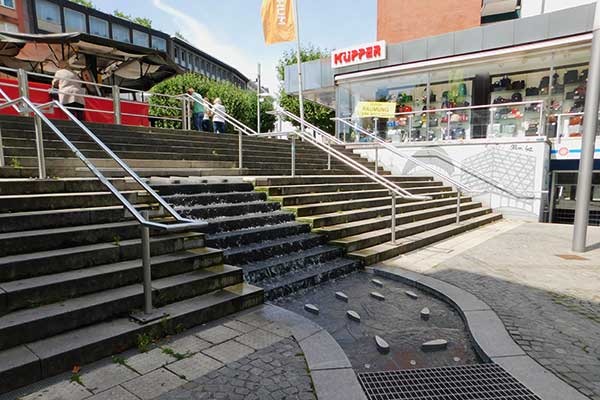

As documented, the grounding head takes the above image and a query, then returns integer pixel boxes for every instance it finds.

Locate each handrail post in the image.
[17,69,29,116]
[0,127,4,167]
[375,146,379,173]
[181,98,187,130]
[390,191,396,244]
[238,129,243,169]
[33,114,47,179]
[327,151,331,170]
[141,217,152,315]
[291,134,296,177]
[456,188,461,224]
[112,85,121,125]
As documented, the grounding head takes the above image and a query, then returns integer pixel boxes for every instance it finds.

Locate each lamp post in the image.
[257,63,261,134]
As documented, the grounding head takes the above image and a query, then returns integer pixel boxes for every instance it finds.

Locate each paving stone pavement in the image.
[381,221,600,400]
[158,337,316,400]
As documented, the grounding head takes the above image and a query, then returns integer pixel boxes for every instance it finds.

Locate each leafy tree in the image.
[113,10,152,27]
[277,44,335,133]
[149,73,275,133]
[70,0,94,8]
[174,32,188,42]
[113,10,131,20]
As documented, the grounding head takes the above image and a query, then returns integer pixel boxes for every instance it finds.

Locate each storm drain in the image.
[358,363,541,400]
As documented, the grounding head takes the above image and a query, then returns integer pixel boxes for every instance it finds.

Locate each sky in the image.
[89,0,377,92]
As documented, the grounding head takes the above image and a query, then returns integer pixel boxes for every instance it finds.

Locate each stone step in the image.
[331,207,494,253]
[0,263,240,351]
[251,175,433,186]
[177,200,281,220]
[153,182,255,196]
[206,221,311,249]
[164,191,266,207]
[0,282,263,394]
[0,232,206,282]
[0,248,223,315]
[0,219,184,257]
[223,232,325,266]
[348,213,503,265]
[204,211,295,234]
[300,196,472,228]
[255,180,443,196]
[0,178,142,195]
[241,244,345,285]
[0,190,151,213]
[10,156,237,170]
[315,202,483,241]
[261,257,360,300]
[288,191,459,217]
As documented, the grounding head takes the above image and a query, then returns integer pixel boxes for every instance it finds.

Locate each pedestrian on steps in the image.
[52,60,86,121]
[187,88,204,131]
[202,99,213,132]
[212,98,226,134]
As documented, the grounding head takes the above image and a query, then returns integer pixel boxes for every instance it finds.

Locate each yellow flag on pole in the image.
[261,0,296,45]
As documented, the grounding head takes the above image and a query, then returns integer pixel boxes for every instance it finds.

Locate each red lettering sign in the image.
[331,41,386,68]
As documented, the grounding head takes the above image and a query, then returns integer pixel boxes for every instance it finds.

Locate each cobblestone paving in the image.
[159,337,315,400]
[276,271,478,372]
[382,222,600,400]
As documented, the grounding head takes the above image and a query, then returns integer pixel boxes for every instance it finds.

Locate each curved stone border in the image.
[374,266,590,400]
[236,304,367,400]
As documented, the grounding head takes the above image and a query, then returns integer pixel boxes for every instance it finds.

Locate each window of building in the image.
[132,30,149,47]
[112,24,130,43]
[181,51,187,67]
[174,46,179,62]
[89,16,108,37]
[1,0,15,9]
[0,21,18,32]
[35,0,61,32]
[64,8,86,32]
[151,36,166,51]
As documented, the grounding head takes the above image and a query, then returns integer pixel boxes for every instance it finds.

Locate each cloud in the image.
[152,0,279,92]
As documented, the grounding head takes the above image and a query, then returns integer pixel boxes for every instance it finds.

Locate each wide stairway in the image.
[0,177,262,394]
[0,115,378,178]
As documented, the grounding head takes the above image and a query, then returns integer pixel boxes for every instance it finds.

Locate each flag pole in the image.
[293,0,305,135]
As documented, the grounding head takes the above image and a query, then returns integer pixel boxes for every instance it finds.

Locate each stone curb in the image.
[238,304,367,400]
[374,266,590,400]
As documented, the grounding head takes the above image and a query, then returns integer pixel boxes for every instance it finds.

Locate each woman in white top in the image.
[212,98,226,134]
[51,61,86,120]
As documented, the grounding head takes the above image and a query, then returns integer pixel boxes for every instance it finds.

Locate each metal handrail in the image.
[276,107,344,145]
[334,117,542,200]
[0,96,206,232]
[182,93,257,136]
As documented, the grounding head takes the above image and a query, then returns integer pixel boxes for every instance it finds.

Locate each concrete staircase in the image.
[0,177,262,394]
[151,180,360,300]
[0,115,378,178]
[254,173,502,265]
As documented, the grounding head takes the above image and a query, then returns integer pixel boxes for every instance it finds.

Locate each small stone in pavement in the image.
[335,292,348,302]
[420,307,430,320]
[405,290,419,299]
[304,304,320,315]
[421,339,448,352]
[347,310,361,322]
[375,336,390,354]
[370,292,385,301]
[371,279,384,288]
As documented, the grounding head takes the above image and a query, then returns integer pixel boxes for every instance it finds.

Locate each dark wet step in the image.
[206,221,311,249]
[203,211,295,234]
[164,191,266,207]
[175,200,281,219]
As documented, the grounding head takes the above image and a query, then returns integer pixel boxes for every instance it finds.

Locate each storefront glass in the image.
[336,44,591,143]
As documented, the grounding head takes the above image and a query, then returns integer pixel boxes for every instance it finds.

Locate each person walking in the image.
[52,60,86,120]
[186,88,204,131]
[212,98,226,134]
[202,99,213,132]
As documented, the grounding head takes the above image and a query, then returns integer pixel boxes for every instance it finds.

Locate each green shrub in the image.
[149,73,275,133]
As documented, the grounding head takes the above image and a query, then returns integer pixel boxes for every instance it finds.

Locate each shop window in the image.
[64,8,86,33]
[112,24,130,43]
[0,22,18,32]
[1,0,15,9]
[36,0,61,32]
[132,30,149,47]
[90,16,108,37]
[152,36,166,51]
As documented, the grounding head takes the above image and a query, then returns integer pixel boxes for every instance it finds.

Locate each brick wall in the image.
[377,0,482,43]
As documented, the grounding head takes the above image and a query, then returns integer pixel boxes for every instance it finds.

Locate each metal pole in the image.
[181,98,187,130]
[17,69,29,116]
[291,135,296,177]
[456,188,461,224]
[549,171,557,222]
[141,218,153,315]
[112,85,121,125]
[0,128,4,167]
[327,152,331,170]
[33,114,47,179]
[573,0,600,252]
[238,129,243,169]
[257,62,261,134]
[408,115,413,142]
[390,192,396,244]
[293,0,305,136]
[375,146,379,173]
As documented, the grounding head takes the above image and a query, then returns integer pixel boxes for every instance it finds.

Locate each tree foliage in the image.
[277,44,335,133]
[113,10,152,27]
[70,0,94,8]
[149,73,276,133]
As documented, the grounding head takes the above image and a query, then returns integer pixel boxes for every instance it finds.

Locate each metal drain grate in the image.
[358,363,542,400]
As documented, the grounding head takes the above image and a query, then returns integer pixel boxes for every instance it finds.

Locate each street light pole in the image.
[572,0,600,252]
[293,0,305,135]
[257,62,261,134]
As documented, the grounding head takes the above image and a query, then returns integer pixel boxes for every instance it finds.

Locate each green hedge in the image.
[149,73,275,133]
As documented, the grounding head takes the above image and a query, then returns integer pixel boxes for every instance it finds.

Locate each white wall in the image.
[352,139,551,221]
[521,0,595,17]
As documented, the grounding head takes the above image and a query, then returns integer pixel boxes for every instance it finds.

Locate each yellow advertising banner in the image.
[261,0,296,45]
[356,101,396,118]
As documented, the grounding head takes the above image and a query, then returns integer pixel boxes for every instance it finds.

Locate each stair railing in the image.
[0,95,207,322]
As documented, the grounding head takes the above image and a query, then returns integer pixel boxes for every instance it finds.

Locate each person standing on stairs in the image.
[52,60,86,121]
[187,88,205,131]
[202,99,213,132]
[212,98,226,134]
